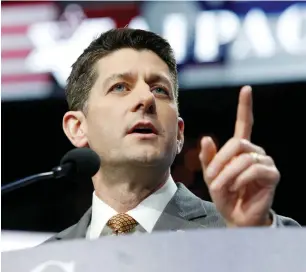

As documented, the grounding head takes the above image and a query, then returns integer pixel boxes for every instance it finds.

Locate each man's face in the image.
[67,48,184,168]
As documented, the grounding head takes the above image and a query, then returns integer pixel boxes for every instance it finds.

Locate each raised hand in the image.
[199,86,280,227]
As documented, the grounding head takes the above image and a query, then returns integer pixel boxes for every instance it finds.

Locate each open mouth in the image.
[131,127,155,134]
[128,122,158,135]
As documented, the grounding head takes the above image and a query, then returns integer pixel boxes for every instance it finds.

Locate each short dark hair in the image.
[65,28,178,112]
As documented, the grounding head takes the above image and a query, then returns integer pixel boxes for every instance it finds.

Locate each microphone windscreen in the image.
[60,148,101,178]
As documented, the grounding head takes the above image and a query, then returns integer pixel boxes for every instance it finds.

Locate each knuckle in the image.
[258,146,266,155]
[209,185,216,193]
[236,153,254,167]
[204,175,212,184]
[232,138,249,152]
[230,154,241,164]
[272,168,281,182]
[229,137,239,147]
[252,164,261,176]
[210,184,220,194]
[244,153,255,164]
[266,155,275,165]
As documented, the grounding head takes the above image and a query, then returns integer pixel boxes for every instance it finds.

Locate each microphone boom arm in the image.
[1,171,54,195]
[1,147,100,195]
[1,164,72,195]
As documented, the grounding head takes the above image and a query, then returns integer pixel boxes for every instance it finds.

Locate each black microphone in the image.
[1,148,101,195]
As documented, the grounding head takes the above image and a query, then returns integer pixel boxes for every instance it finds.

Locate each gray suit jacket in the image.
[46,183,300,243]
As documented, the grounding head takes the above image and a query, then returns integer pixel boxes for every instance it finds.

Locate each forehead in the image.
[95,48,171,83]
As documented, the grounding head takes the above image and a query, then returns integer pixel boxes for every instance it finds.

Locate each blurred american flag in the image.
[1,1,141,101]
[1,2,58,101]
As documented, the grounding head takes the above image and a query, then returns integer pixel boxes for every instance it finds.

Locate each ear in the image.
[62,111,88,148]
[177,117,185,154]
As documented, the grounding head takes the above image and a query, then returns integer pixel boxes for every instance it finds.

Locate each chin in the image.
[129,150,165,166]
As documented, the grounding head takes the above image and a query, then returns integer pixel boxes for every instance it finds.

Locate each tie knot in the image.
[107,213,138,235]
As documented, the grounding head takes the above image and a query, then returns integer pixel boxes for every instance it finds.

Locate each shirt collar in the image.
[88,192,117,239]
[87,176,177,239]
[127,176,177,233]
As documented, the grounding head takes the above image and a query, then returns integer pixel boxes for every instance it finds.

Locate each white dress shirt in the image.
[86,176,177,239]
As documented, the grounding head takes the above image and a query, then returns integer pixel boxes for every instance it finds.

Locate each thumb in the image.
[199,136,217,183]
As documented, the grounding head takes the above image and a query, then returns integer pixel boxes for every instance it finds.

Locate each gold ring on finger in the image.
[250,152,260,163]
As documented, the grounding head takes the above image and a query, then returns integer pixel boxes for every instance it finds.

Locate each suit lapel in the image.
[153,183,208,232]
[53,182,209,241]
[55,208,92,241]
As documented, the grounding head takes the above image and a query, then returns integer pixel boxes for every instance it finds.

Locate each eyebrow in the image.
[146,73,173,91]
[103,72,135,89]
[102,72,173,91]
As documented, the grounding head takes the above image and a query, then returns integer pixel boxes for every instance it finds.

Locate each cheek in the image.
[87,104,124,139]
[87,106,110,135]
[161,111,179,138]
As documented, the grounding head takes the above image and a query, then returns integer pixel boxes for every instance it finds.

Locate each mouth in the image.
[127,122,158,136]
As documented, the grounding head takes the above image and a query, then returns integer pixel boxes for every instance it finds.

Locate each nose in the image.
[130,83,156,115]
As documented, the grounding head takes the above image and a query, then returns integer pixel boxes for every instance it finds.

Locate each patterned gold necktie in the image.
[107,213,138,235]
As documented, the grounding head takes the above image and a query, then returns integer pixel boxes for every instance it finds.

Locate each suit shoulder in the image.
[200,199,218,212]
[43,208,92,244]
[276,214,301,227]
[43,224,78,244]
[42,224,83,244]
[194,199,227,227]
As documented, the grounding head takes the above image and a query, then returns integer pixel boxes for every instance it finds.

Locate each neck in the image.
[92,165,170,213]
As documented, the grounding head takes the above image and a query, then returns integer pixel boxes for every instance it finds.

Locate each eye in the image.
[152,86,169,96]
[110,83,128,93]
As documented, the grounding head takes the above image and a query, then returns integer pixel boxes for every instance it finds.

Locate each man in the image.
[47,28,299,242]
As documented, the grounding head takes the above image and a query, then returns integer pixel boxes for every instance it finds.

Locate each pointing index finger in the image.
[234,86,254,140]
